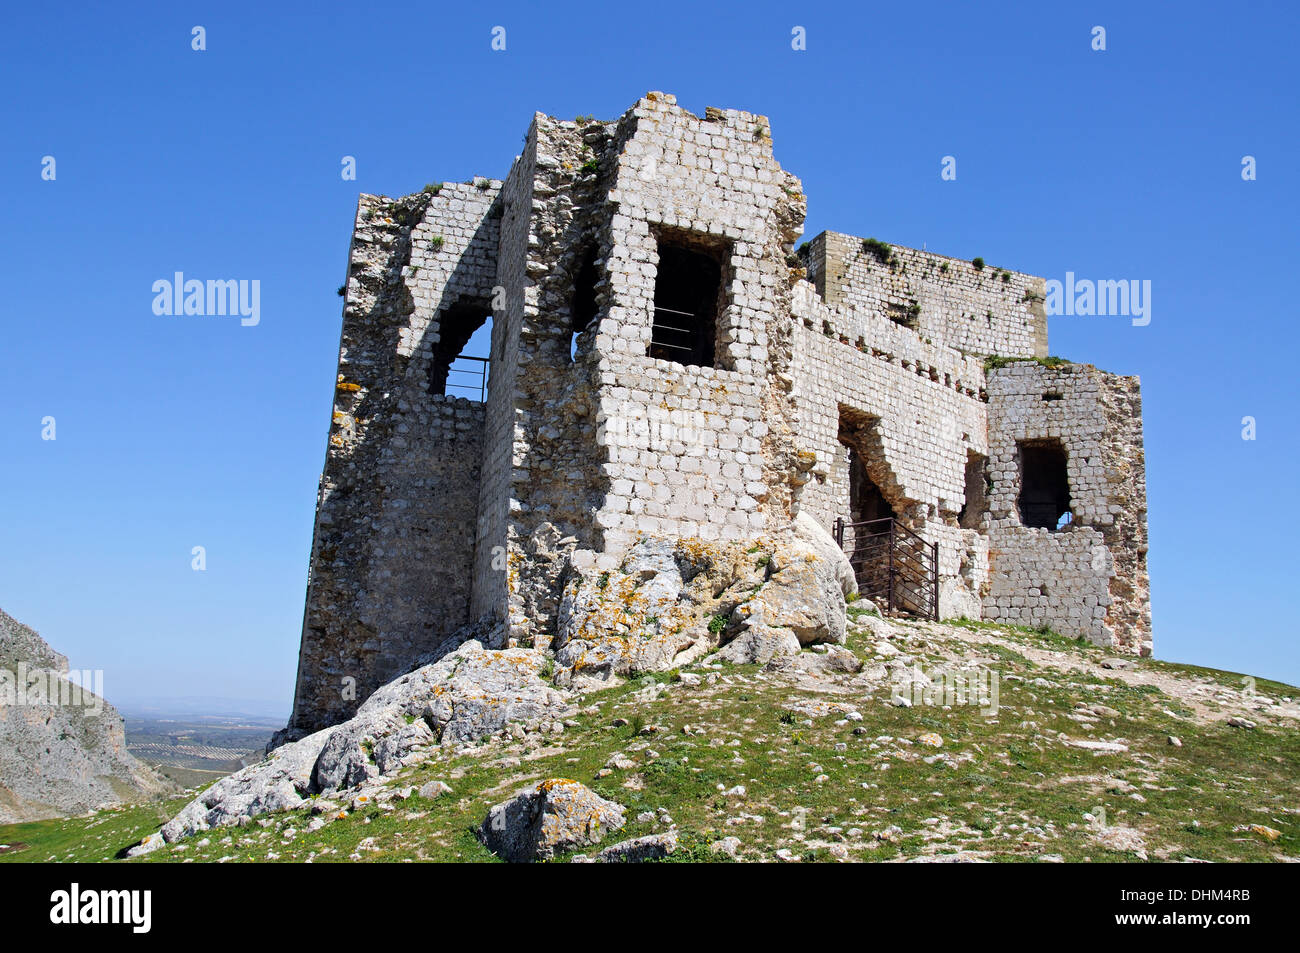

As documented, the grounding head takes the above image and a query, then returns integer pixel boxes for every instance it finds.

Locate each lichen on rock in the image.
[552,529,848,686]
[479,778,626,862]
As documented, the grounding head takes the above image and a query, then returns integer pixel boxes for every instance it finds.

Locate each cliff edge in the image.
[0,608,169,824]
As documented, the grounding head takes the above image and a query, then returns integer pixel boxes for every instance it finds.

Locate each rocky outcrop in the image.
[552,533,847,687]
[161,727,334,840]
[765,643,864,676]
[0,609,168,824]
[157,528,851,843]
[479,779,626,862]
[312,643,566,791]
[793,511,858,599]
[573,831,679,863]
[718,546,848,664]
[161,640,570,841]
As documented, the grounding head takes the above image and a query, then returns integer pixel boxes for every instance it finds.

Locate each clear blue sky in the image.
[2,1,1297,713]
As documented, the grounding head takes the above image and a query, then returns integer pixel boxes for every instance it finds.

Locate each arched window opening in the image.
[430,304,492,402]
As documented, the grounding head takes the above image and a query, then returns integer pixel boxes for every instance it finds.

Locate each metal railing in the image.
[649,305,700,356]
[443,355,489,403]
[833,516,939,621]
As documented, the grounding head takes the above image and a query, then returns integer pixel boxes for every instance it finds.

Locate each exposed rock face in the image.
[766,644,863,676]
[719,547,847,664]
[162,640,571,841]
[552,533,846,687]
[793,511,858,599]
[312,643,567,791]
[0,608,68,674]
[163,726,333,840]
[0,609,168,824]
[479,779,626,862]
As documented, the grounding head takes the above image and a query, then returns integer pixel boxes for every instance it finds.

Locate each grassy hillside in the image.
[3,615,1296,863]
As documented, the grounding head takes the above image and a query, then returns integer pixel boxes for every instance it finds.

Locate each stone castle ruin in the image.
[282,93,1150,738]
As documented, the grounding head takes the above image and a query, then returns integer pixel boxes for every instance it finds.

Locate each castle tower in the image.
[281,93,1150,738]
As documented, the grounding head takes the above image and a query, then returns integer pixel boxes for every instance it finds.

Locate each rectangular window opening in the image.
[648,234,728,368]
[1017,439,1072,530]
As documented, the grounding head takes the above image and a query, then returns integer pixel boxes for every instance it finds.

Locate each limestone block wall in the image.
[595,364,768,549]
[478,114,621,642]
[591,93,806,556]
[983,362,1150,653]
[468,144,532,626]
[789,282,991,617]
[801,230,1047,359]
[288,185,500,736]
[790,282,989,523]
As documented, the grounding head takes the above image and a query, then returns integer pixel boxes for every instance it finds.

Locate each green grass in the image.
[861,237,894,266]
[0,796,193,863]
[983,354,1071,372]
[2,617,1295,863]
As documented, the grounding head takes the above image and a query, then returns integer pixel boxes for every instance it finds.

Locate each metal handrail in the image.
[834,516,939,621]
[650,305,700,356]
[443,355,490,403]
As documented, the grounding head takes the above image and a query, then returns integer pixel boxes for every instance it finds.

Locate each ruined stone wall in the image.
[284,93,1154,738]
[929,522,991,622]
[482,115,621,643]
[468,147,532,627]
[788,281,991,617]
[983,362,1149,653]
[1096,372,1150,652]
[590,93,805,557]
[801,230,1048,359]
[288,184,500,736]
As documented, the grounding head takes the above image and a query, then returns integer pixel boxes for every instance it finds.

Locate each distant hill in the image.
[0,609,171,824]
